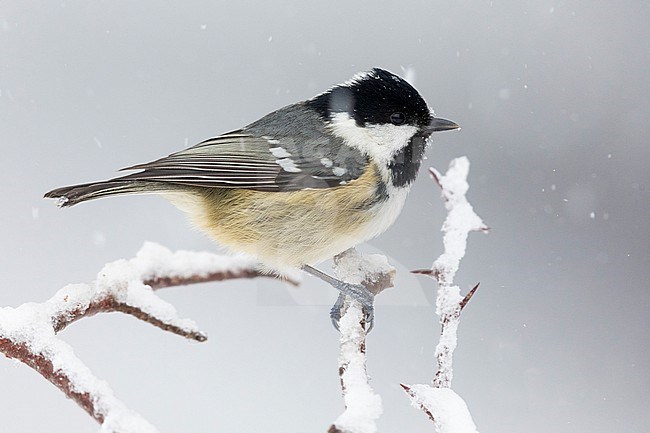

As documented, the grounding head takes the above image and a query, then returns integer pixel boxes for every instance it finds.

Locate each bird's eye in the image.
[390,112,406,125]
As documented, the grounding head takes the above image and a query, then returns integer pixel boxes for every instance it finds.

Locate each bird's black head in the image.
[307,68,433,129]
[305,68,459,188]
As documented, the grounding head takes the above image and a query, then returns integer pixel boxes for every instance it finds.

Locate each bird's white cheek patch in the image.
[365,123,419,157]
[328,112,418,166]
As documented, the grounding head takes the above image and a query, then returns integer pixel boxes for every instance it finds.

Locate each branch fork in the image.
[0,242,279,433]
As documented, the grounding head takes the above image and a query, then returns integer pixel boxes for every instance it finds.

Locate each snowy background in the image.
[1,1,648,432]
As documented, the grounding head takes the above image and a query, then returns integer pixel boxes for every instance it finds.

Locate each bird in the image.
[45,68,459,330]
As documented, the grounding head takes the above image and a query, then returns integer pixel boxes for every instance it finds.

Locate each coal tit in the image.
[45,68,459,328]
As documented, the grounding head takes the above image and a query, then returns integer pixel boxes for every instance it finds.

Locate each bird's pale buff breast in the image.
[171,164,406,271]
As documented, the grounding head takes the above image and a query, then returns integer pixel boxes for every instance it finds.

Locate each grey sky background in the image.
[1,1,648,432]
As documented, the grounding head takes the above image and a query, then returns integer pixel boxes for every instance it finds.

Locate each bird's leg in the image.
[301,264,375,332]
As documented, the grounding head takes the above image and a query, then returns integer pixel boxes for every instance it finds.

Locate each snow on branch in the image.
[404,156,486,432]
[0,242,286,433]
[401,385,479,433]
[328,249,395,433]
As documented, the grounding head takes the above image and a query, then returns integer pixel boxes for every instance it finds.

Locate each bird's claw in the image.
[329,285,375,333]
[330,302,342,331]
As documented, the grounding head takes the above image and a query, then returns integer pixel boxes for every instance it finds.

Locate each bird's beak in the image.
[424,117,460,133]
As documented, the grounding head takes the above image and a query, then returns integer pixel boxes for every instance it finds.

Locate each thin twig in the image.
[429,167,442,188]
[459,283,480,311]
[145,268,299,290]
[401,384,436,423]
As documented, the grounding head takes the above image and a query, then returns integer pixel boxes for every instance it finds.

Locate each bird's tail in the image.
[44,180,170,207]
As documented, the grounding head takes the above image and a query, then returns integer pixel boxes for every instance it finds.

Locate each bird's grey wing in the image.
[116,105,368,191]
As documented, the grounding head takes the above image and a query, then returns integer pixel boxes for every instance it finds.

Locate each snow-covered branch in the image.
[404,157,486,432]
[328,249,395,433]
[0,242,284,433]
[428,157,487,388]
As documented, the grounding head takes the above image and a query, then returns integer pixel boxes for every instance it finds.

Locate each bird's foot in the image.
[329,289,375,333]
[300,264,375,332]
